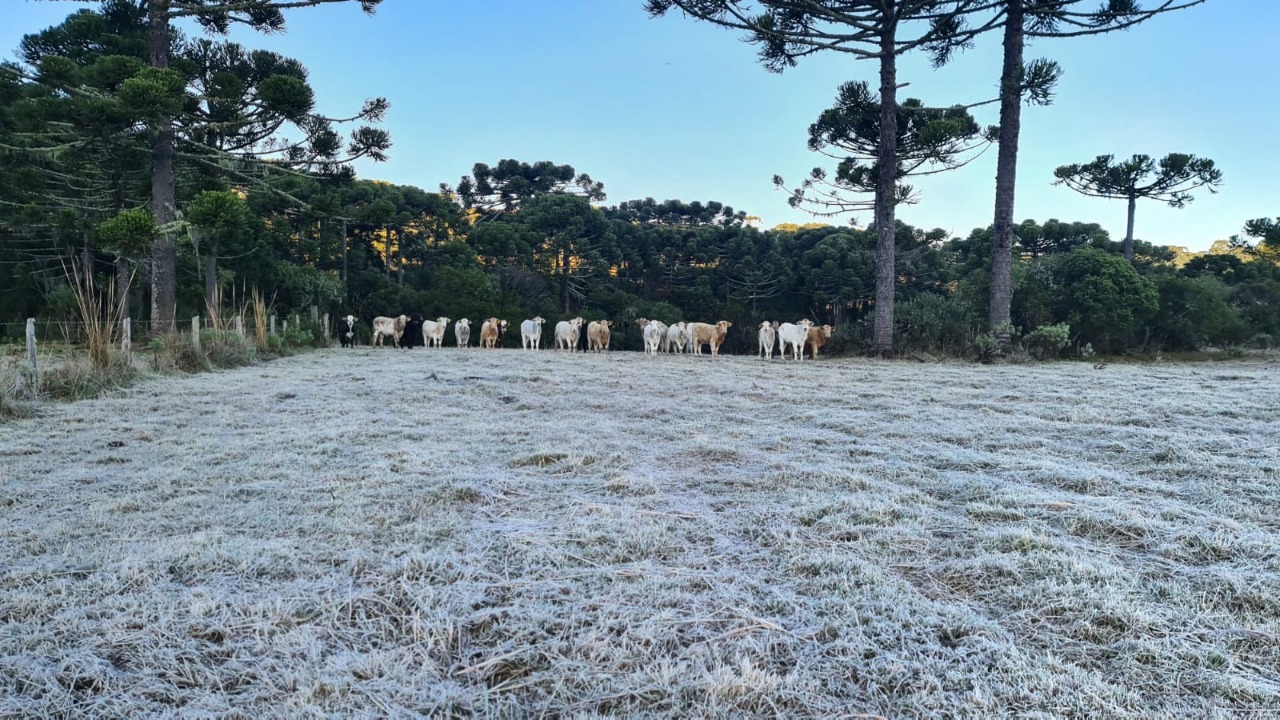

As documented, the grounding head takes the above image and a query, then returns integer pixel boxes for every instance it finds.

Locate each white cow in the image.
[642,320,664,355]
[777,320,814,361]
[554,317,585,352]
[421,316,450,348]
[454,318,471,347]
[371,315,408,348]
[520,316,546,350]
[758,321,777,359]
[666,322,688,354]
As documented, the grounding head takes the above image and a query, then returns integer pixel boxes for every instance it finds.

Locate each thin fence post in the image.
[310,305,318,323]
[322,313,330,341]
[26,317,38,378]
[270,314,277,335]
[234,315,244,337]
[191,316,201,353]
[122,317,131,358]
[282,319,288,335]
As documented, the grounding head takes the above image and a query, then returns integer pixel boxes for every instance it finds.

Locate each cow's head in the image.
[532,316,545,326]
[600,319,612,328]
[457,318,470,329]
[635,317,649,328]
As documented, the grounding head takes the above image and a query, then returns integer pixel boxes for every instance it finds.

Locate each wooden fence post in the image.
[191,316,201,353]
[26,317,38,378]
[234,315,244,337]
[270,314,277,335]
[282,319,288,335]
[122,317,131,358]
[322,313,330,341]
[310,305,318,323]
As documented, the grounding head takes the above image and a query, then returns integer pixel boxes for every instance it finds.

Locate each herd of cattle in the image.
[336,314,836,359]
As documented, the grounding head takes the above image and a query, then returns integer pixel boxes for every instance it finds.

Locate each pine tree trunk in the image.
[989,0,1023,335]
[1124,195,1136,263]
[341,218,348,291]
[203,254,217,312]
[148,0,176,336]
[81,220,93,275]
[116,256,131,317]
[871,26,899,358]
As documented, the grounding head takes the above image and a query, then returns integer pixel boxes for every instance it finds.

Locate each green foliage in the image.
[1024,246,1159,353]
[1151,275,1246,350]
[1243,218,1279,251]
[894,292,978,354]
[454,159,605,215]
[274,264,342,309]
[95,208,156,258]
[780,82,992,213]
[118,66,186,119]
[1024,323,1071,360]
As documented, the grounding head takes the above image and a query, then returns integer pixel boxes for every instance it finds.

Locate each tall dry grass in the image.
[251,288,269,352]
[65,260,128,372]
[205,283,225,332]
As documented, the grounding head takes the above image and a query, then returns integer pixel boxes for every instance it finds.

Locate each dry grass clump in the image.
[2,351,1278,716]
[200,329,256,369]
[38,353,137,401]
[150,331,211,373]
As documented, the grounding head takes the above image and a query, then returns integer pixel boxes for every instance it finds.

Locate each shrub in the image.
[1020,247,1158,354]
[1024,323,1071,360]
[895,293,979,355]
[201,329,256,368]
[1151,275,1246,350]
[972,332,1000,364]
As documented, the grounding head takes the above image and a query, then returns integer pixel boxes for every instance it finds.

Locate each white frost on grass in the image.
[2,349,1279,717]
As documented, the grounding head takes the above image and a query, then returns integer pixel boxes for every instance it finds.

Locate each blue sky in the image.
[7,1,1277,251]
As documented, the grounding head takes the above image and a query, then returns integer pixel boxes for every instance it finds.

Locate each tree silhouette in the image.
[1053,152,1222,262]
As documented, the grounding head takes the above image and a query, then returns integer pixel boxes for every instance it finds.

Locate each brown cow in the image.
[587,320,612,352]
[806,324,834,360]
[480,317,507,349]
[687,320,734,357]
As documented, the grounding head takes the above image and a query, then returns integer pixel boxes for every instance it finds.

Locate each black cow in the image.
[400,314,425,349]
[338,315,357,348]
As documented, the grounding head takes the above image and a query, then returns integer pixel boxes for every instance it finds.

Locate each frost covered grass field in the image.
[2,348,1279,718]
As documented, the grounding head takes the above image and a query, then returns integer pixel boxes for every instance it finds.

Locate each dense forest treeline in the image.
[2,2,1277,359]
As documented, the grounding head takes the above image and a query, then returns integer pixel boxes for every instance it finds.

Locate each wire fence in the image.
[4,310,335,376]
[2,307,333,346]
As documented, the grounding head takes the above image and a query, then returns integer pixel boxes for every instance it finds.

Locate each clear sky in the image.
[6,1,1278,251]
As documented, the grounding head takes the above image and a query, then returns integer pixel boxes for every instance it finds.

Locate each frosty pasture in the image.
[2,349,1278,717]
